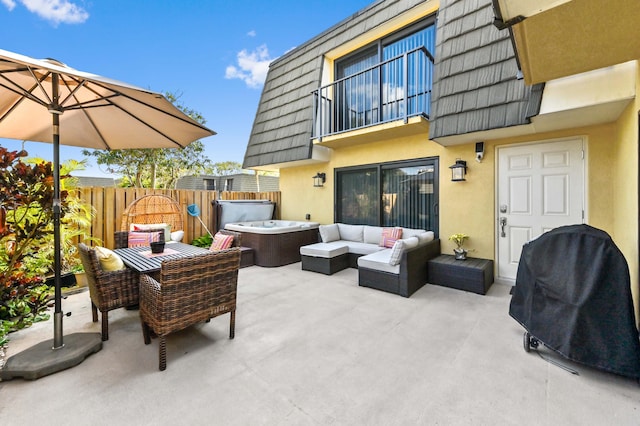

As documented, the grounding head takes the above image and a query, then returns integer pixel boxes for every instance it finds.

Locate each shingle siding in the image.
[429,0,543,140]
[243,0,427,168]
[244,0,542,165]
[176,174,279,192]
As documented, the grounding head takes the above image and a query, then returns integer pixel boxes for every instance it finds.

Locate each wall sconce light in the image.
[449,159,467,182]
[313,172,326,187]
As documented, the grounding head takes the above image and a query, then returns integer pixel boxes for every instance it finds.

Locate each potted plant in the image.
[449,233,470,260]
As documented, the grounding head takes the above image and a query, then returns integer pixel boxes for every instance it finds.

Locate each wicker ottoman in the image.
[300,242,349,275]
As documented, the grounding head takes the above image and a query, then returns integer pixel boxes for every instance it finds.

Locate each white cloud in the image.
[225,44,274,89]
[7,0,89,25]
[1,0,17,11]
[247,30,256,37]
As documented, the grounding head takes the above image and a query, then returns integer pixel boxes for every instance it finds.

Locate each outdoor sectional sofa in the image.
[300,223,441,297]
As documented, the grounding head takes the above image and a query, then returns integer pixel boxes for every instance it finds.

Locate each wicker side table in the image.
[428,255,494,295]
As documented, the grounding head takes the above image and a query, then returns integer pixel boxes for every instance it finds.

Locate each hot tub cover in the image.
[509,224,640,379]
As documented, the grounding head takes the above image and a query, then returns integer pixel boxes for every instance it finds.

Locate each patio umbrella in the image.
[0,48,215,379]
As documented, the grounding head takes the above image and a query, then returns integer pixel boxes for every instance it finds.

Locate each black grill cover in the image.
[509,224,640,379]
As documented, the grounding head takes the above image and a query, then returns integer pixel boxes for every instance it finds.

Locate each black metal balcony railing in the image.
[312,46,434,140]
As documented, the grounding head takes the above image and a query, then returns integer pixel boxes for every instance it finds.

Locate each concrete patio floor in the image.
[1,262,638,425]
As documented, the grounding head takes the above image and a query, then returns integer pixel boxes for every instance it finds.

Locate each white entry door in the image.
[496,138,585,283]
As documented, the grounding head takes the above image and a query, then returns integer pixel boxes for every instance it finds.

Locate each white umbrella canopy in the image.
[0,48,215,149]
[0,48,215,380]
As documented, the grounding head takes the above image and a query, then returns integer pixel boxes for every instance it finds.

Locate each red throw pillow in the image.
[209,233,234,251]
[380,227,403,248]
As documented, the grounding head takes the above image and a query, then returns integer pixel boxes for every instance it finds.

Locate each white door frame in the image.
[494,136,588,285]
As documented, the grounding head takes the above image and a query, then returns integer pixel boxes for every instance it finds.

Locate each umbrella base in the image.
[0,332,102,381]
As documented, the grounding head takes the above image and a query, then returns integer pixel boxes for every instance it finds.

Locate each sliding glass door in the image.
[336,158,439,235]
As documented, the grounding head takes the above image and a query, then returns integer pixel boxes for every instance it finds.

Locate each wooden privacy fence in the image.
[78,188,281,249]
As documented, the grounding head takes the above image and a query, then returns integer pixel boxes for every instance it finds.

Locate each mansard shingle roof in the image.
[429,0,543,140]
[243,0,428,168]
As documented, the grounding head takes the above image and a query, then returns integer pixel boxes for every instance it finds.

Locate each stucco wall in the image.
[280,121,633,266]
[612,88,639,319]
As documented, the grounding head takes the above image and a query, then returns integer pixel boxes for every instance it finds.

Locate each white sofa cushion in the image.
[389,236,419,265]
[319,224,340,242]
[363,225,383,244]
[402,227,427,238]
[345,241,386,255]
[417,231,435,245]
[338,224,364,242]
[300,242,349,258]
[357,249,399,274]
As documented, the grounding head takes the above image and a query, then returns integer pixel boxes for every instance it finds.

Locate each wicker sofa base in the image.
[358,238,441,297]
[301,253,349,275]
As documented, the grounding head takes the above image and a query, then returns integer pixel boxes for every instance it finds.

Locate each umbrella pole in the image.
[52,105,63,349]
[0,74,103,381]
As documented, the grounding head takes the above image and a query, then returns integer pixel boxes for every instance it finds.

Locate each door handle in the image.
[499,217,507,237]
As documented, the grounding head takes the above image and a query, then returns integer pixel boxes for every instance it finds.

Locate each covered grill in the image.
[509,224,640,379]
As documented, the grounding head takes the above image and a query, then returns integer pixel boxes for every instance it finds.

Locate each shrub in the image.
[0,148,66,342]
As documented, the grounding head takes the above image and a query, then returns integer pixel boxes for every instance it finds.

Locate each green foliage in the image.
[20,156,98,276]
[205,161,243,176]
[191,233,213,248]
[0,147,64,285]
[0,148,75,342]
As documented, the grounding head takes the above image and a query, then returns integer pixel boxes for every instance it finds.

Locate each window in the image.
[336,158,439,235]
[224,178,233,191]
[326,17,436,134]
[204,179,216,191]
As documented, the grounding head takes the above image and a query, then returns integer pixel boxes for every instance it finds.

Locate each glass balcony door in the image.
[315,20,435,138]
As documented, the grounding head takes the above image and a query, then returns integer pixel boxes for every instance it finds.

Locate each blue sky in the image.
[0,0,372,176]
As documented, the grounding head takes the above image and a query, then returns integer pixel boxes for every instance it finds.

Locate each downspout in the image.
[491,0,526,78]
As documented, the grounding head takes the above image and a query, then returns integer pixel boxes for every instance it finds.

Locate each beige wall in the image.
[280,117,638,307]
[612,87,639,318]
[282,122,627,254]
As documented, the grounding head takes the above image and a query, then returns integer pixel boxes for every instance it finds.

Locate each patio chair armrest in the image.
[93,268,140,306]
[140,273,162,318]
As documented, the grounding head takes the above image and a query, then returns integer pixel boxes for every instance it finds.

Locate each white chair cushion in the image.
[319,224,340,242]
[363,225,383,244]
[345,241,385,255]
[337,224,364,242]
[300,242,349,258]
[357,250,399,274]
[417,231,435,245]
[401,227,427,238]
[389,236,419,265]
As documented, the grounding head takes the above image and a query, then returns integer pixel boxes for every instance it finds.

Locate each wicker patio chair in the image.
[78,243,140,341]
[139,248,241,371]
[120,194,184,233]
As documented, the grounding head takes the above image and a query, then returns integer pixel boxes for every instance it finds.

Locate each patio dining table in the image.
[114,242,209,274]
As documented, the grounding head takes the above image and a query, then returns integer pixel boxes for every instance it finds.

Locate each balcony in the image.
[312,46,434,141]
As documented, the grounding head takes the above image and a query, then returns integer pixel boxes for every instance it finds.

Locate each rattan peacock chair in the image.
[121,194,184,231]
[116,194,184,248]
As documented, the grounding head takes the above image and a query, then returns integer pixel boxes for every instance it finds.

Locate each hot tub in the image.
[224,220,320,267]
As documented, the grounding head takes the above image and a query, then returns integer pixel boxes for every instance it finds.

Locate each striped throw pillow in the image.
[128,231,162,248]
[379,227,403,248]
[210,232,235,251]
